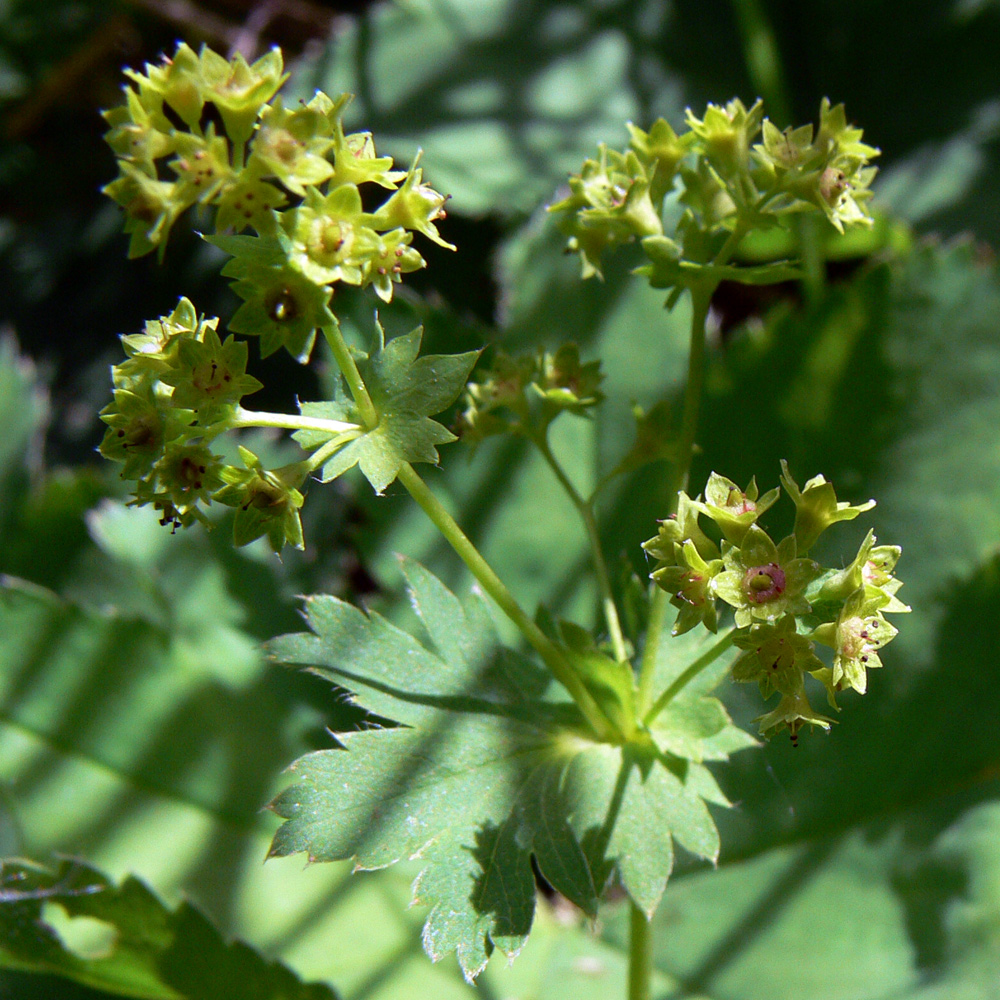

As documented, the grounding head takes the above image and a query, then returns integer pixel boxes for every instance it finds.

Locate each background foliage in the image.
[3,0,1000,998]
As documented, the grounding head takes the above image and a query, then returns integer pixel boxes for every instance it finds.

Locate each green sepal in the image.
[650,539,723,636]
[695,471,779,545]
[780,459,876,553]
[209,231,336,362]
[642,491,718,566]
[213,446,305,553]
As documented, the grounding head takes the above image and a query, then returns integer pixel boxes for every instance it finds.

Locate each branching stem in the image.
[643,627,736,727]
[231,407,360,436]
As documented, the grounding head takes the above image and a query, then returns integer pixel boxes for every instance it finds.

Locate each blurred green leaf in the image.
[0,856,339,1000]
[293,0,687,217]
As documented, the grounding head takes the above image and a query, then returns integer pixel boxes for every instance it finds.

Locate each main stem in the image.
[396,464,616,740]
[628,904,653,1000]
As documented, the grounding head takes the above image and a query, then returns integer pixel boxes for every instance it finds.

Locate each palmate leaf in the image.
[294,324,479,494]
[266,560,750,981]
[0,856,337,1000]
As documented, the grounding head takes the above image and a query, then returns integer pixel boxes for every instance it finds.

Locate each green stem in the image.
[637,282,714,704]
[643,627,735,727]
[533,432,628,664]
[322,322,379,429]
[232,407,360,436]
[796,213,826,304]
[396,462,617,741]
[302,432,361,473]
[636,581,670,715]
[628,903,653,1000]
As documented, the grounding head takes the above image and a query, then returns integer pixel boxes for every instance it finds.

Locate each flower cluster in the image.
[550,97,879,288]
[98,299,339,552]
[643,464,907,741]
[455,344,604,445]
[104,42,451,360]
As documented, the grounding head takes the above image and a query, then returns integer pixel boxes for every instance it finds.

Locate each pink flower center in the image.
[743,563,786,604]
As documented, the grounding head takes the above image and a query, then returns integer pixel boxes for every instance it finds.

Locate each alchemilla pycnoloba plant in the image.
[99,43,906,998]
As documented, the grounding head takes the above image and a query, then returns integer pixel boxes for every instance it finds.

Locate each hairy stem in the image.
[628,903,653,1000]
[533,431,628,663]
[643,627,736,727]
[396,462,618,741]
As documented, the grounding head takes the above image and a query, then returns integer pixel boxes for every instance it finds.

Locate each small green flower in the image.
[133,439,226,529]
[282,184,366,286]
[754,119,816,172]
[549,144,663,278]
[731,614,826,699]
[695,472,779,545]
[811,587,898,694]
[125,42,205,131]
[249,96,335,196]
[755,686,833,743]
[862,542,909,612]
[319,91,404,190]
[627,117,690,202]
[714,525,818,627]
[369,155,455,250]
[170,128,232,205]
[780,459,875,553]
[650,539,723,635]
[684,98,764,182]
[226,264,336,363]
[102,86,174,171]
[158,325,263,420]
[783,99,880,232]
[118,297,202,367]
[213,446,305,553]
[533,344,604,412]
[103,164,181,258]
[214,175,286,234]
[456,346,604,444]
[99,385,176,480]
[816,529,910,611]
[642,491,718,567]
[197,45,287,146]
